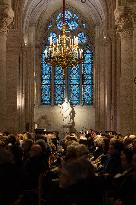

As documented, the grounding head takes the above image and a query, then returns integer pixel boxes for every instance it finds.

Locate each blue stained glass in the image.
[54,85,65,104]
[54,66,65,104]
[54,79,64,85]
[69,66,80,78]
[57,19,78,31]
[57,21,63,30]
[42,79,51,84]
[57,10,72,21]
[41,51,52,104]
[65,11,73,19]
[42,65,51,75]
[83,64,92,74]
[41,9,94,106]
[82,85,93,105]
[78,32,87,44]
[84,56,91,64]
[41,53,51,75]
[69,85,80,105]
[41,85,51,104]
[82,48,94,105]
[57,10,78,31]
[55,66,64,78]
[84,80,93,85]
[42,74,51,80]
[48,32,57,43]
[68,66,80,104]
[69,79,79,84]
[84,51,93,64]
[83,75,92,80]
[48,22,52,29]
[57,13,62,21]
[74,14,78,19]
[68,21,78,30]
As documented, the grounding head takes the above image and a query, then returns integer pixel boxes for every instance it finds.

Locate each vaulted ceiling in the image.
[22,0,116,33]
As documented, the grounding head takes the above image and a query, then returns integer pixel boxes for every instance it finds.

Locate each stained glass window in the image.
[68,65,80,105]
[78,32,87,44]
[82,49,93,105]
[48,32,57,43]
[41,9,94,105]
[54,66,65,105]
[41,50,51,105]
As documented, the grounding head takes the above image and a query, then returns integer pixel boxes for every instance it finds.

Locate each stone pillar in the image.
[0,3,14,130]
[103,34,112,130]
[116,34,121,133]
[115,7,134,135]
[132,13,136,133]
[19,44,34,132]
[95,26,106,131]
[25,46,35,131]
[110,31,119,132]
[95,26,101,131]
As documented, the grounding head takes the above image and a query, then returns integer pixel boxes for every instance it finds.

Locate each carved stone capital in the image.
[114,7,133,38]
[0,5,14,33]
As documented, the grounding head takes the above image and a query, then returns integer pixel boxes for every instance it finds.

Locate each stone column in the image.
[132,13,136,133]
[110,31,119,132]
[116,34,121,133]
[0,3,14,130]
[25,46,35,131]
[95,26,106,131]
[95,26,101,131]
[103,33,112,130]
[19,44,34,132]
[115,7,134,135]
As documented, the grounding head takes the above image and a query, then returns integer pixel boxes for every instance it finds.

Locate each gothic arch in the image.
[22,0,112,34]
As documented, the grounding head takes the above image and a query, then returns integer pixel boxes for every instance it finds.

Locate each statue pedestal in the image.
[63,122,73,133]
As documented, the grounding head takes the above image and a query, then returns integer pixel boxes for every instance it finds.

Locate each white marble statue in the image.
[59,98,72,125]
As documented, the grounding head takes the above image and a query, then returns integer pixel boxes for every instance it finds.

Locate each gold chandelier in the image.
[44,0,83,69]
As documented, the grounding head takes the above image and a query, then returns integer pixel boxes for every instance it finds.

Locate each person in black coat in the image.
[100,140,123,176]
[113,149,136,205]
[0,148,21,205]
[44,158,104,205]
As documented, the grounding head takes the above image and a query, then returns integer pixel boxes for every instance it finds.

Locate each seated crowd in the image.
[0,130,136,205]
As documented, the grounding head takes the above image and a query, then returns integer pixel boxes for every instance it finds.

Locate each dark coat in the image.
[45,176,104,205]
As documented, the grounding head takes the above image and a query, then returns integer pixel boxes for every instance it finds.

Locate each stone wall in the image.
[34,106,95,136]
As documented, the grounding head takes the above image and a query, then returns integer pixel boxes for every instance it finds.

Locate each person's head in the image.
[102,137,110,154]
[59,158,94,188]
[7,134,16,145]
[108,140,123,156]
[36,139,47,153]
[120,148,133,170]
[65,144,78,161]
[94,136,104,147]
[22,139,33,152]
[0,148,14,165]
[29,144,42,157]
[76,144,89,159]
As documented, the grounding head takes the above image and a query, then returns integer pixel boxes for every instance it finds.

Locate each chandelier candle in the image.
[44,0,83,69]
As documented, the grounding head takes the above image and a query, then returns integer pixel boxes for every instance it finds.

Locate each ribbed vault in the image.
[22,0,114,33]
